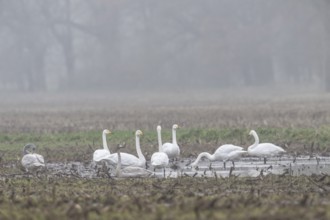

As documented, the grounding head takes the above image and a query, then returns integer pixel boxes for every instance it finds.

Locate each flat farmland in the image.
[0,91,330,219]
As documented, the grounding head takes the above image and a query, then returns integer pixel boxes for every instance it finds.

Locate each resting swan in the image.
[115,147,153,178]
[21,143,45,173]
[104,130,146,168]
[248,130,286,164]
[161,124,180,159]
[93,129,111,162]
[150,125,169,176]
[191,144,246,169]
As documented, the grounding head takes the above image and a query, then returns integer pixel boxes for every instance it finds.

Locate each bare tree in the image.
[0,0,328,92]
[312,0,330,92]
[0,0,50,91]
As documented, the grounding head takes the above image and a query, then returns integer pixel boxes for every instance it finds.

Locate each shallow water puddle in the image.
[42,155,330,179]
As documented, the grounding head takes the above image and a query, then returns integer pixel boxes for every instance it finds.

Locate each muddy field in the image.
[1,92,330,219]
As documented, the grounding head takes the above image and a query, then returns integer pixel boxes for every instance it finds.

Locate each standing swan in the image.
[161,124,180,159]
[191,144,246,169]
[248,130,286,164]
[21,143,45,173]
[151,125,169,177]
[93,129,111,162]
[104,130,146,168]
[115,146,153,178]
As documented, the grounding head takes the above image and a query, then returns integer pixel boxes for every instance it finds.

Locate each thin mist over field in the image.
[0,0,330,103]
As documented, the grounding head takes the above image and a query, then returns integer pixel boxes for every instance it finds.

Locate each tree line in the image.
[0,0,329,92]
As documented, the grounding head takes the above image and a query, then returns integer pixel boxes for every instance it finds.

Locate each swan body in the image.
[151,126,169,169]
[93,129,111,162]
[248,130,286,164]
[104,130,146,168]
[161,124,180,159]
[191,144,246,169]
[106,152,145,168]
[21,143,45,173]
[151,152,169,168]
[115,147,153,178]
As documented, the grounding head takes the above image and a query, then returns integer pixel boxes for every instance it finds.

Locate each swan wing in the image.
[104,153,144,168]
[22,154,45,169]
[151,152,169,167]
[272,144,286,153]
[93,149,111,162]
[118,153,141,166]
[161,143,180,159]
[226,150,247,160]
[215,144,243,154]
[35,153,45,164]
[251,143,285,156]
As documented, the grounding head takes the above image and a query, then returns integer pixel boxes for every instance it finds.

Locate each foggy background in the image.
[0,0,330,94]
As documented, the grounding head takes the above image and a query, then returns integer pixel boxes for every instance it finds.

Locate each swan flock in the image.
[21,126,287,177]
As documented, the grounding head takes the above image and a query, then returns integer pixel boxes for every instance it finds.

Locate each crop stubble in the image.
[0,93,330,219]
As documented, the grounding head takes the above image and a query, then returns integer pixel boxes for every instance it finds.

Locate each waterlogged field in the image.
[1,92,330,219]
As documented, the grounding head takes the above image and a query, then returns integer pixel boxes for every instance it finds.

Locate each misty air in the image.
[0,1,330,219]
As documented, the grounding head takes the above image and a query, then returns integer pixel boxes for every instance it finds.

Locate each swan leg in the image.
[163,168,166,178]
[264,157,267,164]
[316,157,320,166]
[232,161,235,168]
[223,162,226,170]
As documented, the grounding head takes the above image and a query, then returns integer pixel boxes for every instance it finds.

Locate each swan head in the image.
[23,143,37,155]
[136,130,143,137]
[103,129,111,135]
[116,143,125,151]
[173,124,179,130]
[249,130,256,136]
[157,125,161,132]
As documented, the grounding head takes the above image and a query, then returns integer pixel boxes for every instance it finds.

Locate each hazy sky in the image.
[0,0,329,93]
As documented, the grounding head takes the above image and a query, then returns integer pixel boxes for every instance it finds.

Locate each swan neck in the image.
[136,135,146,162]
[192,152,214,165]
[249,132,259,150]
[116,152,121,177]
[102,132,110,152]
[157,129,162,152]
[172,128,177,145]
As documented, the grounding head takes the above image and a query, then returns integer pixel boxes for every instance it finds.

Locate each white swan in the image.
[93,129,111,162]
[248,130,286,164]
[191,144,247,169]
[161,124,180,159]
[104,130,146,168]
[21,143,45,173]
[115,147,153,178]
[150,126,169,175]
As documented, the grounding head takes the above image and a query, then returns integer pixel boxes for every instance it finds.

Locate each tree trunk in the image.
[324,40,330,92]
[314,1,330,92]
